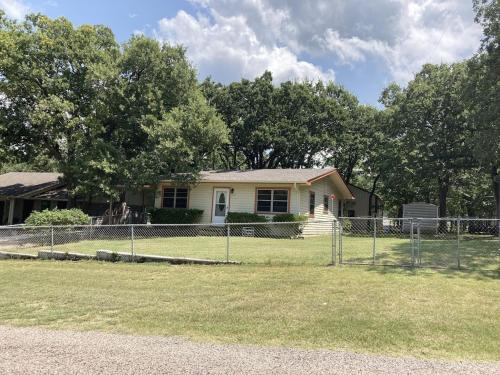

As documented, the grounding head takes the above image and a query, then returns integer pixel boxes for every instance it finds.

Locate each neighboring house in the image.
[154,168,354,224]
[0,172,68,225]
[340,184,383,218]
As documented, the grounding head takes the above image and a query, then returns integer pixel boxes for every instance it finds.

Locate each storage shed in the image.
[402,202,439,233]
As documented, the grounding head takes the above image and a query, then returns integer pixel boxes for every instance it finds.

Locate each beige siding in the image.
[156,182,300,223]
[154,178,341,227]
[298,179,337,220]
[343,185,383,218]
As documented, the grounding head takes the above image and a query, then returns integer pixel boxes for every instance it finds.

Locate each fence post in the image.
[417,221,421,266]
[226,223,230,263]
[331,220,336,266]
[372,217,376,265]
[410,218,414,267]
[131,225,135,258]
[456,218,461,270]
[50,226,54,253]
[339,218,343,264]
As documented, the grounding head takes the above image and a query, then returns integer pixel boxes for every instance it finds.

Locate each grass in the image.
[0,260,499,361]
[4,231,499,269]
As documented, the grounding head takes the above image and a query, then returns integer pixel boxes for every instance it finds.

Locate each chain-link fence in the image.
[0,218,498,269]
[338,217,500,270]
[0,220,337,266]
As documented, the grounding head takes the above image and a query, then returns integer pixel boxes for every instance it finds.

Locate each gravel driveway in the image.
[0,325,498,375]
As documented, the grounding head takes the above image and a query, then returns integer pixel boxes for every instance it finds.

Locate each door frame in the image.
[211,187,231,224]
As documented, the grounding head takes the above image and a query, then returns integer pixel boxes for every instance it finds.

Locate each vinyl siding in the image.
[155,182,301,224]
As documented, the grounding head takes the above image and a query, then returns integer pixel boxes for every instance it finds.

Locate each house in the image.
[0,168,354,225]
[340,184,383,218]
[154,168,354,224]
[0,172,68,225]
[0,172,152,225]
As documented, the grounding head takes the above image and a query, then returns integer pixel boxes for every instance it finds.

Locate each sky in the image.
[0,0,483,106]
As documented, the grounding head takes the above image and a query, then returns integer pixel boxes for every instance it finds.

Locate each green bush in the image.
[226,212,268,223]
[25,209,90,226]
[149,208,203,224]
[272,213,308,222]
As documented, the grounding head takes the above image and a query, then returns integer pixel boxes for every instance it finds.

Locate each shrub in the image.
[226,212,268,223]
[149,208,203,224]
[272,214,308,223]
[25,209,91,226]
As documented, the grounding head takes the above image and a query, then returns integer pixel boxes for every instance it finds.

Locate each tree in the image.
[0,15,228,204]
[469,0,500,219]
[0,13,121,203]
[380,63,473,218]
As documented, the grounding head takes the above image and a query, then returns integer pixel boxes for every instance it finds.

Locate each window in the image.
[309,192,315,216]
[256,189,289,213]
[323,195,329,213]
[348,209,355,217]
[162,187,188,208]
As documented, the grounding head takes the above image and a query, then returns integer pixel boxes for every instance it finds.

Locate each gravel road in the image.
[0,325,498,375]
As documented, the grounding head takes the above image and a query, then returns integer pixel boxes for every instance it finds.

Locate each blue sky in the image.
[0,0,482,106]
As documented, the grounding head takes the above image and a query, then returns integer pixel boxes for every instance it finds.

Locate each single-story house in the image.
[0,172,68,225]
[341,184,383,218]
[0,168,355,225]
[154,168,354,224]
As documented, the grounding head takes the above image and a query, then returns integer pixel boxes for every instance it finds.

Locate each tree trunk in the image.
[491,166,499,237]
[368,174,380,217]
[438,177,449,232]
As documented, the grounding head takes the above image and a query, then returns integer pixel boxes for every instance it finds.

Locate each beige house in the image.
[341,184,383,218]
[154,168,354,224]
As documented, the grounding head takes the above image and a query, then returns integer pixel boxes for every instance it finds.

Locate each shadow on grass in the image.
[340,234,500,280]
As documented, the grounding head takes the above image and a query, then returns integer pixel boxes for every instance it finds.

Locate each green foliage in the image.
[272,214,308,222]
[25,209,90,226]
[149,208,203,224]
[226,212,268,223]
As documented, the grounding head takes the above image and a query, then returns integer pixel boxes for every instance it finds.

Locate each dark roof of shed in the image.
[0,172,63,198]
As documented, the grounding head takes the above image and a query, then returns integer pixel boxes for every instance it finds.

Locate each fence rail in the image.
[338,217,500,270]
[0,218,498,270]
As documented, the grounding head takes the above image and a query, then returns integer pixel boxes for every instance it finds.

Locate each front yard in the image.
[2,231,499,269]
[0,260,498,361]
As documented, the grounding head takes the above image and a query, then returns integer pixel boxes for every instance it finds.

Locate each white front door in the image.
[212,188,230,224]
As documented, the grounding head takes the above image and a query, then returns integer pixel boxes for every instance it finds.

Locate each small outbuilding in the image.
[402,202,439,233]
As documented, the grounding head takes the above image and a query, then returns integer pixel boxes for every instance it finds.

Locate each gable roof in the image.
[198,168,337,184]
[0,172,63,198]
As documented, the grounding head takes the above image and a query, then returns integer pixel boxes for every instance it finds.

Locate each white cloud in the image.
[0,0,29,19]
[156,10,334,83]
[183,0,481,84]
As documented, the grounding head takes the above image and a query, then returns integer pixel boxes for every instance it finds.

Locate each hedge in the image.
[149,208,203,224]
[226,212,268,223]
[272,213,308,222]
[25,209,91,226]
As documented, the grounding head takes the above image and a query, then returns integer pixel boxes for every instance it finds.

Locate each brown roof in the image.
[0,172,63,198]
[198,168,337,184]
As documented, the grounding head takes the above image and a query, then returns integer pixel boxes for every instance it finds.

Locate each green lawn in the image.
[3,231,499,269]
[0,260,498,361]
